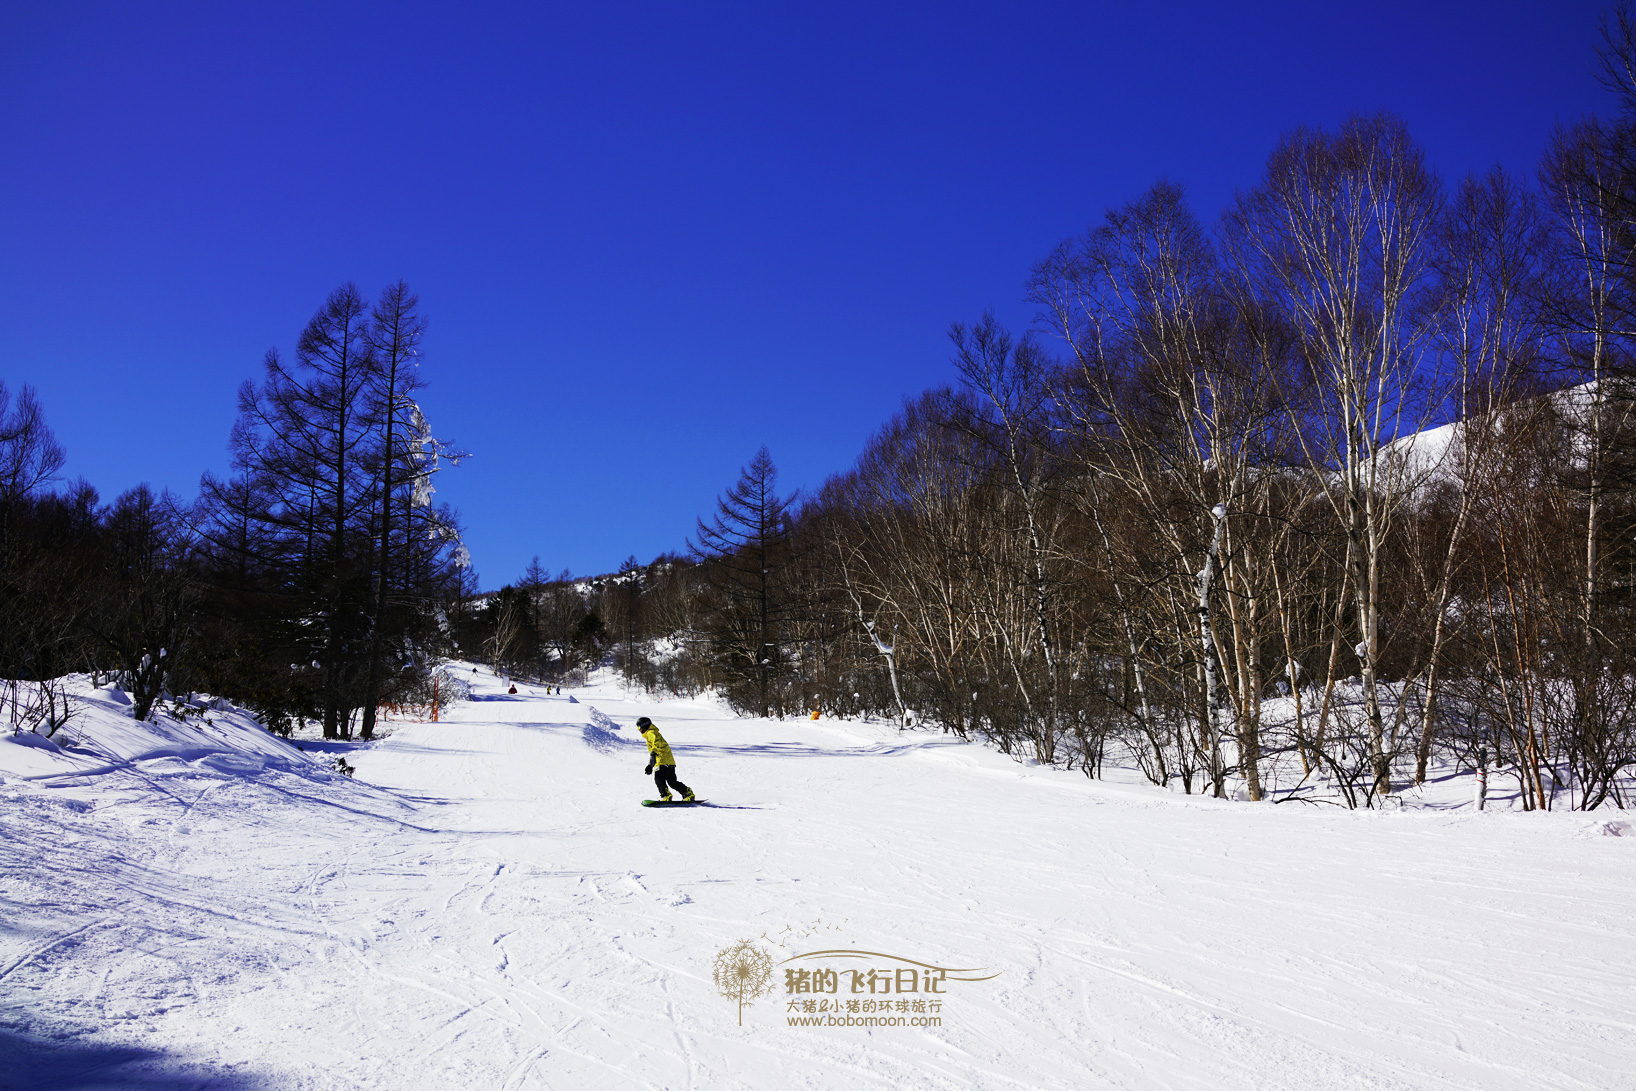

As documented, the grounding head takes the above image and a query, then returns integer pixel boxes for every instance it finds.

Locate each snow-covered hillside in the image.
[2,671,1633,1090]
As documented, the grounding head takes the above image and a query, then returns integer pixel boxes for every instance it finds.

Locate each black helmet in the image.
[636,716,653,729]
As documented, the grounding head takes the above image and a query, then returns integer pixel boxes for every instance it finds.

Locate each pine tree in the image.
[360,281,428,740]
[692,448,798,716]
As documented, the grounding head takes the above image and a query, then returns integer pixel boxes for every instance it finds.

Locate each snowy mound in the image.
[0,675,320,784]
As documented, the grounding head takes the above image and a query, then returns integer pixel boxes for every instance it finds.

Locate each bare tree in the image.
[1032,182,1302,796]
[1404,168,1546,782]
[949,315,1064,763]
[1226,114,1444,799]
[0,383,66,509]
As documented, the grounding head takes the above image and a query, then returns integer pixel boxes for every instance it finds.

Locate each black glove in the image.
[644,762,653,776]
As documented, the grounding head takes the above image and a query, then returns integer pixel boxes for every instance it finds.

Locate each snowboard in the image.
[641,799,706,807]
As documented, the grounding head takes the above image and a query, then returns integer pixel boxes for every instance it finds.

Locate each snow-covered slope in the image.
[1374,380,1613,495]
[2,671,1633,1090]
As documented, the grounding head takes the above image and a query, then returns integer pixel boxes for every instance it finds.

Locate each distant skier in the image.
[638,716,695,802]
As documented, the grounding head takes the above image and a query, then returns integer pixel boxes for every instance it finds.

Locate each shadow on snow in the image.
[0,1027,271,1090]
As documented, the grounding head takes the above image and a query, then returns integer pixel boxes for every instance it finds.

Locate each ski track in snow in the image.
[1,672,1634,1090]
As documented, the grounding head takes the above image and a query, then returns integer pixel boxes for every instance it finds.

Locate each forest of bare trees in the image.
[469,16,1636,812]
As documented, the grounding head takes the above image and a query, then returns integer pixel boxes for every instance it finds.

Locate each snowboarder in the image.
[638,716,695,802]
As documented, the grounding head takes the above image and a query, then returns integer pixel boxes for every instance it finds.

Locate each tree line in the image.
[1,281,471,739]
[475,13,1636,811]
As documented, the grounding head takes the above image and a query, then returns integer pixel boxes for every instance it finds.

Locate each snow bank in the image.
[0,675,319,784]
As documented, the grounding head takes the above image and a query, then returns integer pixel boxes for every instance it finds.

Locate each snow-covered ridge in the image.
[1376,380,1607,491]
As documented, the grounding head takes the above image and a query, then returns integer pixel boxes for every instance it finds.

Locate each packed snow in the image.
[2,670,1634,1090]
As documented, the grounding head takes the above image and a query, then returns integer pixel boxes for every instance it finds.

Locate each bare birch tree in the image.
[1226,114,1444,799]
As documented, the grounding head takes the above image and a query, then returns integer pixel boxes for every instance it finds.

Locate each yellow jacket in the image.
[643,727,676,765]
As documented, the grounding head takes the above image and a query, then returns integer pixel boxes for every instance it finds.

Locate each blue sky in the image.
[0,1,1610,586]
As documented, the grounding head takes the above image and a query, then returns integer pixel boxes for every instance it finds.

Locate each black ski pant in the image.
[653,764,691,799]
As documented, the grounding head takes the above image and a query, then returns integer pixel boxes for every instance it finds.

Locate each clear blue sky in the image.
[0,1,1611,586]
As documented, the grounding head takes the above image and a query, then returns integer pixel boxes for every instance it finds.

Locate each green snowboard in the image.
[641,799,706,806]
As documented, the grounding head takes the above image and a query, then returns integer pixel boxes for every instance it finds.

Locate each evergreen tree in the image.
[691,448,798,716]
